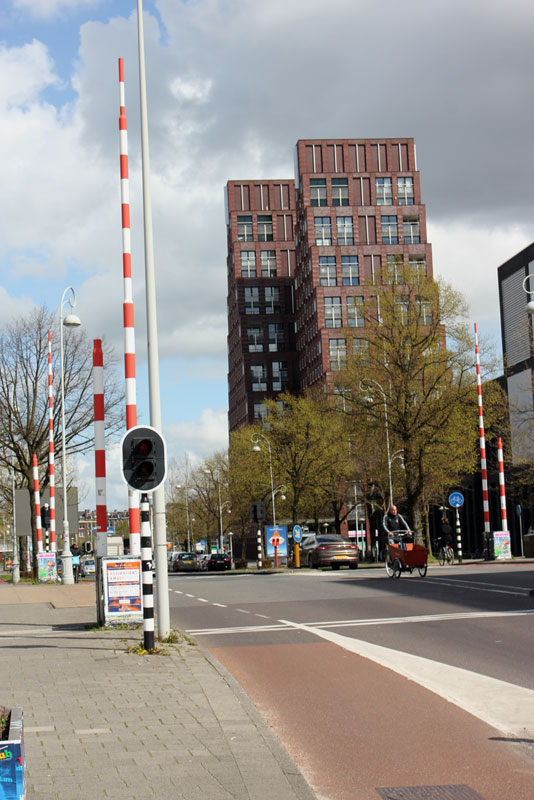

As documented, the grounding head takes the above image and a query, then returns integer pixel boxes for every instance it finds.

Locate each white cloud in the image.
[13,0,98,20]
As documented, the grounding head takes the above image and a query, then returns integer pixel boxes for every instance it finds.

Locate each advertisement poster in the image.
[102,558,142,621]
[493,531,512,560]
[266,526,288,557]
[37,552,57,583]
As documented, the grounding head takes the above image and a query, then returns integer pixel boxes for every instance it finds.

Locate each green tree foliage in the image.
[334,278,506,540]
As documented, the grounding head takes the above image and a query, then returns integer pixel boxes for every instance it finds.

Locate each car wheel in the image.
[349,562,358,570]
[308,554,314,569]
[332,563,340,570]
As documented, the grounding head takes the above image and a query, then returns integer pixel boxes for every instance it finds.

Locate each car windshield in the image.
[180,553,196,559]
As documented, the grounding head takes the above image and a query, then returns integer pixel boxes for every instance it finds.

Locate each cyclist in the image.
[382,505,412,549]
[436,517,454,562]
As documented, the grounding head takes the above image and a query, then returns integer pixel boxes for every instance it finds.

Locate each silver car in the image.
[300,534,358,570]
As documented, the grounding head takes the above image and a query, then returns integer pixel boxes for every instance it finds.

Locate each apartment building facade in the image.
[226,138,434,430]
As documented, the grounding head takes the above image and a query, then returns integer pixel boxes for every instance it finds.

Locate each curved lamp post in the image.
[523,275,534,314]
[59,287,81,585]
[251,432,278,527]
[360,378,393,507]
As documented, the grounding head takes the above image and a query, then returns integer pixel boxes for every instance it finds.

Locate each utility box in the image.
[523,533,534,558]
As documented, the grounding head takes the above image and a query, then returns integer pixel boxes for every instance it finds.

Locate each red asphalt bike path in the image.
[211,639,534,800]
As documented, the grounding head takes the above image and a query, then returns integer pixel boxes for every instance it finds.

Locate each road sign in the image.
[269,532,283,547]
[292,524,303,543]
[449,491,464,508]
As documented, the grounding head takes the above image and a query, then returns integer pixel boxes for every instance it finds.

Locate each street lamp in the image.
[204,469,230,552]
[59,286,81,585]
[523,274,534,314]
[175,483,191,551]
[251,432,277,527]
[360,378,394,507]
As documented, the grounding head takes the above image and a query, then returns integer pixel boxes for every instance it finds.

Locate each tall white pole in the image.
[136,0,169,638]
[11,469,19,583]
[59,286,79,586]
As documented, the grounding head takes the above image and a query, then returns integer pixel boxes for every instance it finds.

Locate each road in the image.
[167,563,534,800]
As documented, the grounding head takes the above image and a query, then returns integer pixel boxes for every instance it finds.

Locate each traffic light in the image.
[121,425,166,492]
[250,500,266,523]
[41,504,51,530]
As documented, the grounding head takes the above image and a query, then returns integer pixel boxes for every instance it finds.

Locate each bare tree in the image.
[0,306,124,575]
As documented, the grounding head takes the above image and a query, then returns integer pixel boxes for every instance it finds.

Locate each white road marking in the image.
[212,602,227,608]
[279,617,534,738]
[198,598,208,603]
[186,608,534,636]
[255,613,270,619]
[425,577,530,597]
[174,590,182,594]
[185,593,194,598]
[236,608,250,614]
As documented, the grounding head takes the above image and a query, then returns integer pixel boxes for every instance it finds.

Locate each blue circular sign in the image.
[292,525,303,543]
[449,491,464,508]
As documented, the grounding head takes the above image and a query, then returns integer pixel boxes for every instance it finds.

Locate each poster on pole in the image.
[102,557,143,624]
[266,526,287,557]
[37,552,57,583]
[493,531,512,560]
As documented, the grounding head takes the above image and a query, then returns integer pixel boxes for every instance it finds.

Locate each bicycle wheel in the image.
[392,559,402,579]
[446,547,454,565]
[417,564,427,577]
[438,548,445,566]
[385,556,394,577]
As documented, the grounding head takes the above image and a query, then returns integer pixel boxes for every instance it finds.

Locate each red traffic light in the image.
[133,438,153,458]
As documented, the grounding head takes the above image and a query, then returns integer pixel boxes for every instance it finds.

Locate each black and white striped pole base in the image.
[455,507,463,564]
[140,493,155,651]
[257,528,262,569]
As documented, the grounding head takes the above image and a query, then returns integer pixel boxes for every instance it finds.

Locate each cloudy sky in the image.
[1,0,533,510]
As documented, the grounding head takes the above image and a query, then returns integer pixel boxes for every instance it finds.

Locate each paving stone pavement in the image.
[0,582,316,800]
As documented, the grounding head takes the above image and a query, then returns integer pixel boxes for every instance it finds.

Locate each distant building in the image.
[498,242,534,464]
[225,138,435,430]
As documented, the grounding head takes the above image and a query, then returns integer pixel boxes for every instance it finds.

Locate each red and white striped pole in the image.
[47,330,56,552]
[93,339,108,555]
[474,323,491,556]
[32,454,43,554]
[497,437,508,533]
[119,57,140,556]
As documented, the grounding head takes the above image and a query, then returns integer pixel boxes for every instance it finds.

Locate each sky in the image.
[1,0,533,511]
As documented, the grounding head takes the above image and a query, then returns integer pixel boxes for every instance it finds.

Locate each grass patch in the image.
[126,642,167,656]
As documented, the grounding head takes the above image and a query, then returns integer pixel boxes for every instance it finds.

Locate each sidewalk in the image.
[0,581,316,800]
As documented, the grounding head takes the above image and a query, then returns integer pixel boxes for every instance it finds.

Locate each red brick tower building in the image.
[226,138,434,430]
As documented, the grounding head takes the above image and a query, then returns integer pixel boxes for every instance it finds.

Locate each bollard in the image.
[455,508,462,563]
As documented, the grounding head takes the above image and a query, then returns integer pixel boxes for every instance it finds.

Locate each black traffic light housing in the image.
[250,500,266,523]
[41,504,51,530]
[121,425,167,492]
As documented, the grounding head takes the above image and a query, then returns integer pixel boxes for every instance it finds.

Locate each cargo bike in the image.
[385,532,427,579]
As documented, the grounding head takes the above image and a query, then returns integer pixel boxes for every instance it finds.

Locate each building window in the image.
[381,215,398,244]
[376,177,393,205]
[310,178,327,207]
[260,250,277,277]
[347,296,364,327]
[248,327,263,352]
[329,338,346,371]
[244,287,260,315]
[240,251,256,277]
[324,296,342,328]
[397,176,414,205]
[272,361,288,391]
[409,257,426,282]
[265,286,281,314]
[417,298,432,325]
[352,338,369,360]
[403,218,420,244]
[332,177,349,206]
[342,255,359,286]
[314,216,332,245]
[386,254,404,284]
[257,215,273,241]
[319,255,337,286]
[268,323,284,352]
[237,215,253,242]
[254,403,267,421]
[251,364,267,392]
[394,295,410,323]
[337,216,354,245]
